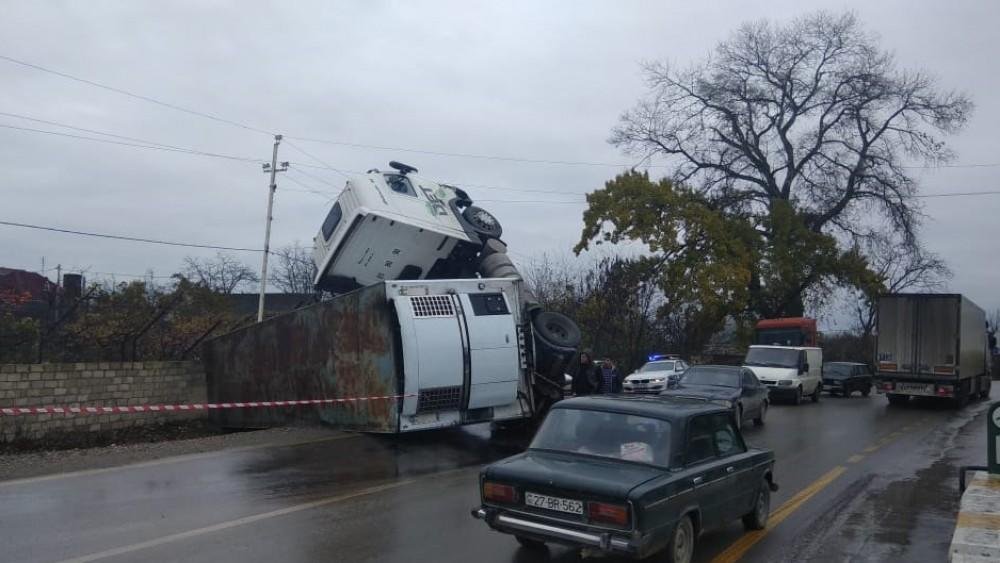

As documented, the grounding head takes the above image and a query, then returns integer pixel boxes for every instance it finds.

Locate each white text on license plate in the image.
[525,492,583,514]
[897,382,934,395]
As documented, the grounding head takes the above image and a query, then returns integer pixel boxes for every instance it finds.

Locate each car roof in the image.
[554,395,729,421]
[684,364,741,371]
[825,361,866,366]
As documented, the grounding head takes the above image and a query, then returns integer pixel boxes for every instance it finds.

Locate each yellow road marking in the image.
[57,479,415,563]
[0,433,358,488]
[846,454,865,464]
[862,445,880,453]
[957,512,1000,530]
[711,466,847,563]
[968,478,1000,491]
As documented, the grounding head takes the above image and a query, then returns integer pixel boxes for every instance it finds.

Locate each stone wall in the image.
[0,361,206,444]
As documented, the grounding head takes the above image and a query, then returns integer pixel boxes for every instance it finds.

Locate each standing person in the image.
[599,358,621,394]
[572,351,599,396]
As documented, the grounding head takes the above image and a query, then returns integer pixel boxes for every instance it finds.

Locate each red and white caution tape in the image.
[0,394,417,416]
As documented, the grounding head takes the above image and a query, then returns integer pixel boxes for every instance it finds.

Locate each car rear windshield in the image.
[680,367,739,387]
[640,361,675,372]
[744,347,800,368]
[530,408,672,466]
[824,364,854,376]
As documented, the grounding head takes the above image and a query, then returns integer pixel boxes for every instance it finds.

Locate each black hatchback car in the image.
[822,362,873,397]
[471,396,777,563]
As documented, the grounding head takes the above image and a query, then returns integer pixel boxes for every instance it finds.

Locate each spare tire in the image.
[532,311,581,350]
[462,206,503,239]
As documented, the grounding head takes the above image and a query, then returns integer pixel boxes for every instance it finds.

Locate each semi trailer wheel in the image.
[462,206,503,239]
[531,311,582,350]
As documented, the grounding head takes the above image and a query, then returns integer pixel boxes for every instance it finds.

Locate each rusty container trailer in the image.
[202,278,571,433]
[202,282,402,432]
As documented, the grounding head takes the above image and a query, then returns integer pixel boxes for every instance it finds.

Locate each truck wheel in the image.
[862,385,871,397]
[981,378,992,399]
[462,206,503,239]
[665,514,695,563]
[515,536,545,549]
[887,393,908,406]
[742,478,771,530]
[793,386,803,405]
[531,311,582,349]
[811,384,821,403]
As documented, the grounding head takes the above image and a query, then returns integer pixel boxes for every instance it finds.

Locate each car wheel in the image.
[515,536,545,549]
[665,514,695,563]
[793,386,802,405]
[862,384,871,397]
[753,401,767,426]
[742,478,771,530]
[811,383,821,403]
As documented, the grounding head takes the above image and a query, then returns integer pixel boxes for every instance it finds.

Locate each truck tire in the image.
[887,393,908,406]
[981,378,992,399]
[515,536,545,549]
[793,386,803,405]
[532,311,582,350]
[462,206,503,240]
[811,384,821,403]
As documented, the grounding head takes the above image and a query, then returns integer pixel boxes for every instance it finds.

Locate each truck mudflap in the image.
[202,283,402,432]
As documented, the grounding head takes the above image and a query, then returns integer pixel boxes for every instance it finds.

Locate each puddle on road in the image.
[234,424,529,499]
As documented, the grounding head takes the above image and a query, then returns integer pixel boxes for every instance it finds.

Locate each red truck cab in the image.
[754,317,818,347]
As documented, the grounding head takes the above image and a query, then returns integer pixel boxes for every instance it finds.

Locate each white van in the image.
[743,345,823,404]
[312,161,504,293]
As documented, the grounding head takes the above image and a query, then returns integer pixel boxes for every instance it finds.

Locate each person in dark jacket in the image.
[599,358,622,394]
[571,351,600,396]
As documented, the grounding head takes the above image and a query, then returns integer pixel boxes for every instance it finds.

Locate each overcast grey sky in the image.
[1,1,997,326]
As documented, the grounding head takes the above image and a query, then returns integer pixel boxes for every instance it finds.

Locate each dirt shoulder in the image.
[0,425,347,482]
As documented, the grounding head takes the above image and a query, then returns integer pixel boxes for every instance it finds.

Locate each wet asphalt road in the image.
[1,389,993,563]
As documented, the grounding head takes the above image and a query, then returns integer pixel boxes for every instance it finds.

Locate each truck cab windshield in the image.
[745,347,800,369]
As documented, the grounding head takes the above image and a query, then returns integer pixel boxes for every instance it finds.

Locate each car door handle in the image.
[692,476,703,485]
[726,466,735,474]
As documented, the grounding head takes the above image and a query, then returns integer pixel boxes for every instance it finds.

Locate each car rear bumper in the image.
[471,507,640,555]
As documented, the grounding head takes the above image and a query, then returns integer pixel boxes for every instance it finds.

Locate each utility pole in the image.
[257,134,288,323]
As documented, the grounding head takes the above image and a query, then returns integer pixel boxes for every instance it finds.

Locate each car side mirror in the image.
[800,363,809,375]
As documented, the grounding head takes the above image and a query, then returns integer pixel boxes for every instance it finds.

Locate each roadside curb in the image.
[950,471,1000,562]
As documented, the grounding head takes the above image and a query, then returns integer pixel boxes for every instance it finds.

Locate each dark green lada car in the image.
[471,395,777,563]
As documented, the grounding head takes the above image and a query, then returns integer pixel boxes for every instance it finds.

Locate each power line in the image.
[916,190,1000,198]
[0,54,273,136]
[0,219,264,252]
[6,53,1000,173]
[284,140,352,179]
[0,123,262,163]
[282,173,337,199]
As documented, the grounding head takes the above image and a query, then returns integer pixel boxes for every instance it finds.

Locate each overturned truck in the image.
[203,162,581,432]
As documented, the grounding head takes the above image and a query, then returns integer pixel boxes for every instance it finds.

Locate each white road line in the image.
[56,479,414,563]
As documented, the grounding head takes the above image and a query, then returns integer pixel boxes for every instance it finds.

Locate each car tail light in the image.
[483,482,518,504]
[936,385,953,397]
[587,501,629,527]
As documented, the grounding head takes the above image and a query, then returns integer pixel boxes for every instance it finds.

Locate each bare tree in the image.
[270,242,317,294]
[853,233,951,336]
[611,12,971,308]
[182,252,259,294]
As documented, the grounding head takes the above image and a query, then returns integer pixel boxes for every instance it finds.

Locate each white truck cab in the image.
[313,161,503,293]
[743,345,822,404]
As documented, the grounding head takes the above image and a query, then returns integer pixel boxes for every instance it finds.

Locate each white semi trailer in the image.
[874,293,992,407]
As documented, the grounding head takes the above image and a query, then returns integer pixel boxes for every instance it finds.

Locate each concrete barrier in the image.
[950,470,1000,562]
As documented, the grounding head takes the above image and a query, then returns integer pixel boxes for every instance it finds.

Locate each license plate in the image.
[525,492,584,515]
[896,382,934,395]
